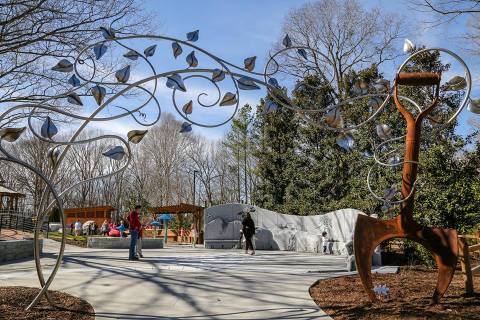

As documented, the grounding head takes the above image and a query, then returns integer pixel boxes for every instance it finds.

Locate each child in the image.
[322,231,328,254]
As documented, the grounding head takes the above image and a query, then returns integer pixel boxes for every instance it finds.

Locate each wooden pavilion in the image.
[0,185,25,213]
[64,205,115,225]
[149,203,204,243]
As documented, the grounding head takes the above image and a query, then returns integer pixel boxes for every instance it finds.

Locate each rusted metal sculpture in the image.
[354,72,459,305]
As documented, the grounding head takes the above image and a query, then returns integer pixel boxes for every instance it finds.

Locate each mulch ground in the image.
[0,286,94,320]
[309,267,480,319]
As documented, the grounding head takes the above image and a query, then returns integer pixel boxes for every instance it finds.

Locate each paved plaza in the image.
[0,240,393,319]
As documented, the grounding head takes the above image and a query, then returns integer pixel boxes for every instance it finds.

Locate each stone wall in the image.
[0,239,43,263]
[204,204,365,255]
[87,237,163,249]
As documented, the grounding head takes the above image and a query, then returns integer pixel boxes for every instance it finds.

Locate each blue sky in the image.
[90,0,480,140]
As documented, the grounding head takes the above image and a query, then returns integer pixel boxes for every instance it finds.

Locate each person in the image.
[242,212,255,255]
[101,220,109,236]
[90,222,96,236]
[127,206,141,260]
[69,222,74,235]
[322,231,328,254]
[137,222,144,258]
[191,223,198,248]
[179,227,185,244]
[117,220,126,238]
[74,219,82,238]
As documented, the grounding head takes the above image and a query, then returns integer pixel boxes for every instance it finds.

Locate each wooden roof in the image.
[64,205,115,214]
[0,186,25,197]
[149,203,204,214]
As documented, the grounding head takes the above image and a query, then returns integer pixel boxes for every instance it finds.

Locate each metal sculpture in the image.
[0,23,476,311]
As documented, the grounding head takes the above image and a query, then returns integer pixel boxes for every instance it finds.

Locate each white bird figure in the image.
[403,39,415,54]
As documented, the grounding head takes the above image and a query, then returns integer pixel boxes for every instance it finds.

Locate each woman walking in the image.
[242,212,255,255]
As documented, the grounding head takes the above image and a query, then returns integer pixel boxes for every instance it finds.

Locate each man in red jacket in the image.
[127,205,142,260]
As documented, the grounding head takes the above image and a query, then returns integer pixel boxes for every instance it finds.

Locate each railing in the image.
[458,233,480,295]
[0,213,49,237]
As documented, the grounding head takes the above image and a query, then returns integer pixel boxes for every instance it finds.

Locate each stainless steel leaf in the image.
[0,127,26,142]
[244,56,256,71]
[91,85,106,105]
[186,30,199,42]
[219,92,237,106]
[41,116,58,139]
[166,74,187,92]
[67,93,83,106]
[403,39,415,53]
[47,146,61,168]
[51,59,73,72]
[282,34,292,48]
[93,43,108,60]
[212,69,225,82]
[68,74,80,87]
[100,27,115,39]
[374,79,389,92]
[102,146,126,161]
[115,65,131,83]
[268,78,280,88]
[264,99,278,113]
[376,124,392,140]
[336,133,354,151]
[237,76,260,90]
[144,45,157,57]
[180,122,192,133]
[127,130,148,144]
[186,51,198,67]
[182,100,193,114]
[468,99,480,114]
[123,50,140,60]
[172,42,183,58]
[445,76,467,91]
[325,108,344,128]
[297,49,308,59]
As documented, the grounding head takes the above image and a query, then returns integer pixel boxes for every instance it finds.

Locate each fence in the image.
[458,233,480,295]
[0,213,49,237]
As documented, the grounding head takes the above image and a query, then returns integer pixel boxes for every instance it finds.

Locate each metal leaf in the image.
[368,97,383,113]
[403,39,415,54]
[264,99,278,113]
[388,155,401,165]
[67,92,83,106]
[182,100,193,114]
[103,146,126,161]
[100,27,115,39]
[237,76,260,90]
[91,85,106,106]
[123,50,140,60]
[93,43,108,60]
[172,42,183,58]
[384,186,397,200]
[186,51,198,67]
[68,74,80,87]
[41,116,58,139]
[244,56,256,71]
[373,284,390,296]
[336,133,354,151]
[115,65,131,83]
[376,124,392,140]
[180,122,192,133]
[352,80,368,95]
[127,130,148,144]
[268,78,280,88]
[297,49,308,59]
[381,202,392,213]
[47,146,61,168]
[212,69,225,82]
[282,34,292,48]
[0,127,26,142]
[51,59,73,72]
[186,30,199,42]
[468,99,480,114]
[144,45,157,57]
[219,92,237,106]
[445,76,467,91]
[325,108,344,128]
[373,79,389,92]
[166,74,187,92]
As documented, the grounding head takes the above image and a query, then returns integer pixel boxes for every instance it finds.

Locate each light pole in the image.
[193,170,199,206]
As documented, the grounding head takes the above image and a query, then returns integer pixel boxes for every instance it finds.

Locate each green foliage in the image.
[48,207,60,222]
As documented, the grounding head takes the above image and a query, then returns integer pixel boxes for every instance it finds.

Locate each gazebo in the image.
[0,185,25,214]
[149,203,204,243]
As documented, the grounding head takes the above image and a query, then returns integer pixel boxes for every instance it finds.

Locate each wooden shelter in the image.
[0,185,25,213]
[64,206,115,225]
[149,203,204,243]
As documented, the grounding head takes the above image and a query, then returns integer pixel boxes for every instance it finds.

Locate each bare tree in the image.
[277,0,403,99]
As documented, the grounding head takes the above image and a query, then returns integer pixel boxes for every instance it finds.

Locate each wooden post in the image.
[458,237,474,295]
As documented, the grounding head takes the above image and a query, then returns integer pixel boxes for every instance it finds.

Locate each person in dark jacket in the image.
[242,212,255,255]
[127,205,142,260]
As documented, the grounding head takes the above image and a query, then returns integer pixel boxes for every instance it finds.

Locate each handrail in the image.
[458,233,480,295]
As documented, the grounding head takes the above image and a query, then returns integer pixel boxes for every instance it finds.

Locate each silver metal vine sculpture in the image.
[0,25,476,310]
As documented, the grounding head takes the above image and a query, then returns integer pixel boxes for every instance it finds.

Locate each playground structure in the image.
[64,205,114,226]
[0,185,25,215]
[0,23,475,310]
[458,231,480,295]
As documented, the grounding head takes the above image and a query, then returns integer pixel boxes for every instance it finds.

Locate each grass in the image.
[48,232,87,242]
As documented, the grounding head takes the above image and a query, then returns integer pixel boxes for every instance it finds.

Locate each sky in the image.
[88,0,480,140]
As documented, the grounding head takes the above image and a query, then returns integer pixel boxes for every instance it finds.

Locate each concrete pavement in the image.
[0,239,379,319]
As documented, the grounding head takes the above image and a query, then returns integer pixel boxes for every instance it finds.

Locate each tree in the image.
[277,0,402,99]
[0,0,149,128]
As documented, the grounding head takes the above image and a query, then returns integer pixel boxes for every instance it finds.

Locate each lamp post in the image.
[193,170,199,206]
